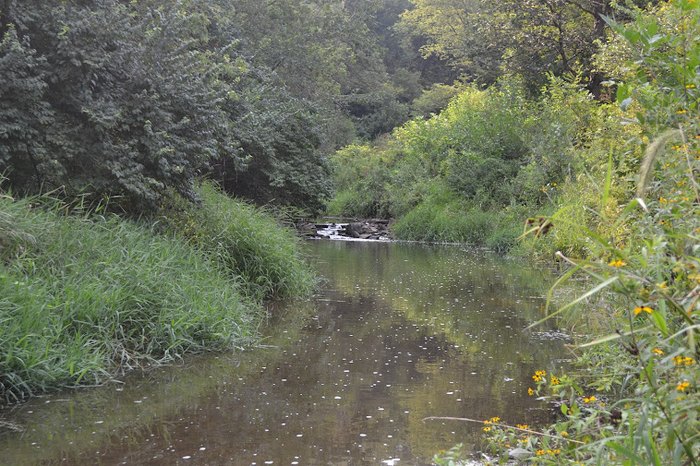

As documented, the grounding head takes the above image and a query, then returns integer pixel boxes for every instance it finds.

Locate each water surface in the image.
[0,241,568,465]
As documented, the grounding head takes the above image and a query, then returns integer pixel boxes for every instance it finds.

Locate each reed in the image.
[0,194,261,403]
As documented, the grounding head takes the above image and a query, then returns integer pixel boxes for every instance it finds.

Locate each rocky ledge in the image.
[297,219,392,241]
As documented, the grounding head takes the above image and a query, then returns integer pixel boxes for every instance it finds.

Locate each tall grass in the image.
[390,190,523,252]
[158,182,316,301]
[0,194,261,404]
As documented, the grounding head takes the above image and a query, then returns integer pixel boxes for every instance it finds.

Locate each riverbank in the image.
[0,184,315,405]
[0,241,564,464]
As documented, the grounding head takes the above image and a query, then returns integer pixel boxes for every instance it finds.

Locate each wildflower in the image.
[657,282,668,289]
[551,375,560,386]
[536,449,546,456]
[515,424,529,430]
[528,387,534,396]
[673,356,695,366]
[583,395,597,403]
[676,381,690,392]
[687,83,696,89]
[483,426,492,432]
[560,431,569,437]
[633,306,654,315]
[676,109,687,114]
[490,416,501,423]
[532,370,546,382]
[608,259,626,268]
[652,348,664,356]
[548,449,561,455]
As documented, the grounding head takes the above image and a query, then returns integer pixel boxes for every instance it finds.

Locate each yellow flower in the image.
[676,381,690,392]
[560,431,569,437]
[515,424,529,430]
[608,259,626,268]
[676,109,687,114]
[652,348,664,356]
[536,449,546,456]
[673,356,695,366]
[583,395,597,403]
[532,369,546,382]
[634,306,654,315]
[687,84,696,89]
[483,426,492,432]
[551,375,560,386]
[490,416,501,423]
[528,387,534,396]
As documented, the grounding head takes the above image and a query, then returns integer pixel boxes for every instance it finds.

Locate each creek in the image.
[0,240,568,465]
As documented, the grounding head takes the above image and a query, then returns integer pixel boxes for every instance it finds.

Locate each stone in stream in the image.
[301,219,393,240]
[508,448,533,460]
[344,222,363,238]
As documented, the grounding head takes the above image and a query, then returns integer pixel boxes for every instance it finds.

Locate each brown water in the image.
[0,241,569,465]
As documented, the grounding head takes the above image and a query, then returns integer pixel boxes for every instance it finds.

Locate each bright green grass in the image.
[0,194,261,403]
[161,182,316,300]
[391,196,523,252]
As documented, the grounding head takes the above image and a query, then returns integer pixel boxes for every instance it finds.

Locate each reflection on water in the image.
[0,241,568,465]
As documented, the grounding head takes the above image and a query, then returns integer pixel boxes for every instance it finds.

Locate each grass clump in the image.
[0,194,261,404]
[159,182,316,301]
[389,185,525,251]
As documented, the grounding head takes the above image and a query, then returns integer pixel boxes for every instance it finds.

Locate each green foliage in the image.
[158,182,316,301]
[0,193,261,404]
[480,1,700,463]
[1,1,247,211]
[328,75,599,252]
[411,82,466,117]
[327,144,393,218]
[432,443,467,466]
[399,0,611,88]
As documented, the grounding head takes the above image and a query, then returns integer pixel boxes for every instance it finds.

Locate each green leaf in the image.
[607,441,646,464]
[527,276,619,329]
[601,151,613,211]
[650,311,668,337]
[579,325,652,348]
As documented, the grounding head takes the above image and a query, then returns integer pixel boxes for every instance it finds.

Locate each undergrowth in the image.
[158,182,316,300]
[0,184,316,404]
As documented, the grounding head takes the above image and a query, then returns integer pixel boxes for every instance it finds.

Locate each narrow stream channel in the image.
[0,241,569,465]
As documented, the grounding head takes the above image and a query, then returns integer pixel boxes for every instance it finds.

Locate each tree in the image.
[1,0,246,211]
[398,0,616,89]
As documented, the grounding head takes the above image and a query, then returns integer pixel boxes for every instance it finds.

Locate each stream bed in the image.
[0,241,569,465]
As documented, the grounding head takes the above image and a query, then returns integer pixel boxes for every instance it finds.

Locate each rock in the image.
[345,222,363,238]
[508,448,533,460]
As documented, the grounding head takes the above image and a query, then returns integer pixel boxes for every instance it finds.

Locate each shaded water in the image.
[0,241,568,465]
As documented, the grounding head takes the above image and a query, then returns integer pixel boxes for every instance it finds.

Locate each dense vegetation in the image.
[0,0,449,401]
[0,0,453,214]
[0,184,313,403]
[329,0,699,463]
[0,0,698,462]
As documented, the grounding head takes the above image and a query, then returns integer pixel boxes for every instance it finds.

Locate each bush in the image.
[481,1,700,463]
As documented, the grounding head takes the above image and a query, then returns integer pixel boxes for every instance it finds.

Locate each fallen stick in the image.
[422,416,585,445]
